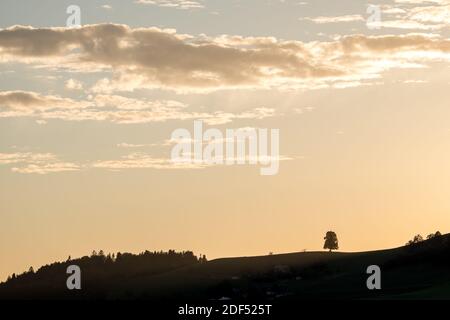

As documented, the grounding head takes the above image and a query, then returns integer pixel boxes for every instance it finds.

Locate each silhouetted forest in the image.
[0,250,207,299]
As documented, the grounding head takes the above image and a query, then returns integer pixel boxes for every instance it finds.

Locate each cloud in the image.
[1,24,450,92]
[11,162,80,174]
[368,19,444,30]
[395,0,449,4]
[300,2,450,31]
[0,91,275,124]
[135,0,204,10]
[0,91,89,110]
[202,108,276,125]
[402,79,429,83]
[117,142,148,148]
[65,79,84,90]
[0,152,55,165]
[0,91,90,117]
[0,152,80,174]
[92,152,207,170]
[92,152,293,171]
[1,149,294,174]
[373,1,450,30]
[92,94,186,110]
[406,4,450,25]
[300,0,450,30]
[300,15,365,24]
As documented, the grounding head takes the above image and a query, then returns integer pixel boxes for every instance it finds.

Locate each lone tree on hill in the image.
[323,231,339,252]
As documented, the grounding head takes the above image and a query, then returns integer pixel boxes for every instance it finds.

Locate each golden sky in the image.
[1,0,450,281]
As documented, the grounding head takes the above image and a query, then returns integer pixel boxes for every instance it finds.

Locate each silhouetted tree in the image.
[406,234,424,246]
[28,267,34,274]
[425,231,442,240]
[323,231,339,252]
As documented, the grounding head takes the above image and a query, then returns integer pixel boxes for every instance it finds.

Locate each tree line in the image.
[5,250,207,284]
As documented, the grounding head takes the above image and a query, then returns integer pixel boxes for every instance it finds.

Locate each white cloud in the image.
[402,79,429,83]
[117,142,148,148]
[395,0,449,4]
[407,4,450,25]
[300,2,450,31]
[135,0,204,10]
[376,1,450,30]
[65,79,84,90]
[300,15,365,24]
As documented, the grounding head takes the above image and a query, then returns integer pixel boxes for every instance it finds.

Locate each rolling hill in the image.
[1,234,450,300]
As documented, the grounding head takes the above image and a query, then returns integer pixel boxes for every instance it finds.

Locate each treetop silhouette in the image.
[323,231,339,252]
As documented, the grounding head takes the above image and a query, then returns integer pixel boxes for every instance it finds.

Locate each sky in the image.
[1,0,450,281]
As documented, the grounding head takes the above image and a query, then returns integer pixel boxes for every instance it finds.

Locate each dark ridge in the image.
[1,234,450,300]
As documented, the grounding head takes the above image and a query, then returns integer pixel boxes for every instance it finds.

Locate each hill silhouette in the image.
[2,234,450,300]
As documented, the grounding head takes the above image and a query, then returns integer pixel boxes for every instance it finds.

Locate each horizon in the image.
[0,234,429,283]
[2,0,450,283]
[1,229,446,282]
